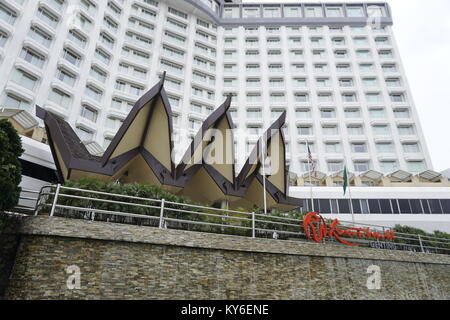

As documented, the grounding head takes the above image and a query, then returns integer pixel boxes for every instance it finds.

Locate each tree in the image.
[0,120,24,211]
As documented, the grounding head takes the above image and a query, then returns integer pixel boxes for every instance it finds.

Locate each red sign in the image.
[303,212,396,246]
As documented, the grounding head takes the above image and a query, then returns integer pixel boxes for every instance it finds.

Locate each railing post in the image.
[33,188,44,216]
[418,234,425,253]
[49,184,61,217]
[252,212,255,238]
[159,198,165,229]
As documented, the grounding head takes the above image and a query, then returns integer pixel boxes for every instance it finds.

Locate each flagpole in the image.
[305,140,314,212]
[261,137,267,215]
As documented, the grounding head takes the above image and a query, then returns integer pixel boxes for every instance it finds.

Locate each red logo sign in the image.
[303,212,396,246]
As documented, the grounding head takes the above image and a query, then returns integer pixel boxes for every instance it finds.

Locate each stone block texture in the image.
[4,216,450,300]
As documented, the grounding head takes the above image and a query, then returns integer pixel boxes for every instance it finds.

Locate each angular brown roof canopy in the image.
[36,73,302,210]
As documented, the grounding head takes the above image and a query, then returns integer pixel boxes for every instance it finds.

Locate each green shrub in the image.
[0,120,24,211]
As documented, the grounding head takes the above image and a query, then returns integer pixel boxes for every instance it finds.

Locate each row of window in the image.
[301,198,450,215]
[225,62,400,74]
[225,36,391,48]
[224,25,388,35]
[222,90,407,105]
[223,4,386,19]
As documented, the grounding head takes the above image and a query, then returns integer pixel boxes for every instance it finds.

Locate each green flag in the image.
[343,166,348,195]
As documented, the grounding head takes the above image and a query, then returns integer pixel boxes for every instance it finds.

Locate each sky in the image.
[244,0,450,172]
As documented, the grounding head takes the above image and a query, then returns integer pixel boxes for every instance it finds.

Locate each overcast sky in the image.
[244,0,450,172]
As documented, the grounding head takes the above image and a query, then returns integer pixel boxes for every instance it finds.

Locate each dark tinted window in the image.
[319,199,331,213]
[305,199,312,211]
[429,199,442,214]
[379,199,392,214]
[391,200,399,214]
[313,199,320,212]
[338,199,350,213]
[398,199,411,213]
[421,200,430,214]
[441,199,450,214]
[368,199,381,213]
[352,199,361,213]
[409,199,422,213]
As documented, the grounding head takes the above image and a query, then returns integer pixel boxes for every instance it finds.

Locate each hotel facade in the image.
[1,0,448,231]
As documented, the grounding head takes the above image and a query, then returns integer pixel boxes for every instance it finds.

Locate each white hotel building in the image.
[0,0,448,231]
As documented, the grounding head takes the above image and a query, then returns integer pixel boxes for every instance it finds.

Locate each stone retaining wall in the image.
[4,216,450,300]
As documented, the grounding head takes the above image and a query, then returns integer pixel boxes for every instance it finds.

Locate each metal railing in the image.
[29,184,450,255]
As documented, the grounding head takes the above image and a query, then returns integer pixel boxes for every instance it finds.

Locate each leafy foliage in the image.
[0,120,24,211]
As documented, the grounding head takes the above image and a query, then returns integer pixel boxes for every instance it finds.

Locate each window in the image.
[28,26,52,47]
[56,67,76,86]
[296,109,311,119]
[3,94,31,111]
[407,161,426,173]
[325,143,341,153]
[223,7,239,19]
[291,64,306,73]
[354,161,370,172]
[393,108,410,118]
[80,105,98,123]
[293,78,307,87]
[263,6,281,18]
[95,48,111,65]
[366,93,383,103]
[360,63,375,72]
[322,125,339,135]
[85,85,103,102]
[20,47,45,68]
[320,109,335,118]
[37,7,59,29]
[298,141,315,153]
[294,93,308,103]
[351,143,367,153]
[328,161,343,172]
[305,6,323,17]
[372,125,390,135]
[369,108,386,118]
[246,78,260,87]
[76,127,94,142]
[90,66,107,83]
[243,6,260,18]
[342,93,357,102]
[0,30,7,47]
[347,6,364,17]
[382,64,398,72]
[11,69,38,91]
[0,3,17,25]
[362,78,378,87]
[347,125,364,135]
[344,109,361,118]
[339,78,353,87]
[334,50,348,59]
[63,48,82,67]
[49,88,72,108]
[318,93,333,102]
[398,125,415,136]
[376,143,394,153]
[386,78,401,87]
[326,7,343,17]
[284,6,302,18]
[380,161,399,173]
[403,143,420,153]
[356,50,372,59]
[390,93,406,102]
[316,78,330,87]
[298,125,313,135]
[336,64,351,73]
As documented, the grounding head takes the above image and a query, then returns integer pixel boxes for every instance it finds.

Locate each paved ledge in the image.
[19,216,450,265]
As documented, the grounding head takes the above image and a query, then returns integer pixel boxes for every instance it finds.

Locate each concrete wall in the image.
[4,216,450,300]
